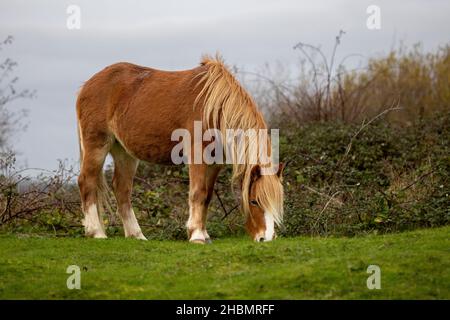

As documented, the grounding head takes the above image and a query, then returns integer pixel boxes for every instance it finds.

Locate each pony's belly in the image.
[114,134,177,165]
[135,143,176,164]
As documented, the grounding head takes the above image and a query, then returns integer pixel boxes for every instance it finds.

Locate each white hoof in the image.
[85,229,107,239]
[126,232,147,240]
[135,233,148,241]
[189,229,206,244]
[93,232,108,239]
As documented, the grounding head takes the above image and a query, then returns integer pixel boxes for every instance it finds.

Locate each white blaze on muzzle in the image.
[263,211,275,241]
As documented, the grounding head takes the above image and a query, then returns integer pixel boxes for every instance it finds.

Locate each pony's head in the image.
[243,163,285,242]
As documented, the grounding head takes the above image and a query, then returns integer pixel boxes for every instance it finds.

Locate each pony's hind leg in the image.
[110,143,147,240]
[78,146,110,238]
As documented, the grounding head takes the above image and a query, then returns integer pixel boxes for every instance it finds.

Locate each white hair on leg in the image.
[122,207,147,240]
[264,211,275,241]
[83,204,107,238]
[190,229,206,242]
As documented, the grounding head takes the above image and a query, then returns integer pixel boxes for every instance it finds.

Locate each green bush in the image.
[1,112,448,240]
[279,110,450,237]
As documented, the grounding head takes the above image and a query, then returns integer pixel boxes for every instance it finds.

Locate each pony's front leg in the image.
[187,164,221,244]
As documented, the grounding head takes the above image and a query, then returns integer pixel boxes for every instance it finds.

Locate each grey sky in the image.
[0,0,449,171]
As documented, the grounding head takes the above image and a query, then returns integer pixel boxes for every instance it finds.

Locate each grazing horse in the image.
[76,55,285,243]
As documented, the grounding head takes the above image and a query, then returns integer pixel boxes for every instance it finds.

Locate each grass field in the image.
[0,226,449,299]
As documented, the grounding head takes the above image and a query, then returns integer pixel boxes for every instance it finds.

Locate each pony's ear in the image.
[250,165,261,182]
[277,162,287,178]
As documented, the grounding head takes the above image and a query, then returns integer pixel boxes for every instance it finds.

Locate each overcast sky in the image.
[0,0,449,171]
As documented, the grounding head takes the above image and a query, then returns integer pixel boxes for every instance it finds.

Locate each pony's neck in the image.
[196,54,269,181]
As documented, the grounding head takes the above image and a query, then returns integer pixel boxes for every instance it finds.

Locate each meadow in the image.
[0,226,448,299]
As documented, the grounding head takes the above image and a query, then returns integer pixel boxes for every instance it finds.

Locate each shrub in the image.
[279,110,450,237]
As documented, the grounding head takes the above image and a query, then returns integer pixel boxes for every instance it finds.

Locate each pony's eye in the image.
[250,200,258,206]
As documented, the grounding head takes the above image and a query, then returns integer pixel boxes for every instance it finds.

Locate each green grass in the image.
[0,226,449,299]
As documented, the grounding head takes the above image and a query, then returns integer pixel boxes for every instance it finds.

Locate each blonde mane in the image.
[195,54,283,225]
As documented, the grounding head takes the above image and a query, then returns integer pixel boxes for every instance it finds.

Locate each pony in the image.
[76,55,285,243]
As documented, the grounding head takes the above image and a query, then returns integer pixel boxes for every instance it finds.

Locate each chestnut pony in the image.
[76,55,284,243]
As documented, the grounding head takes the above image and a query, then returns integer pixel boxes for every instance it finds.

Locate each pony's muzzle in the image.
[254,231,277,242]
[254,234,272,242]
